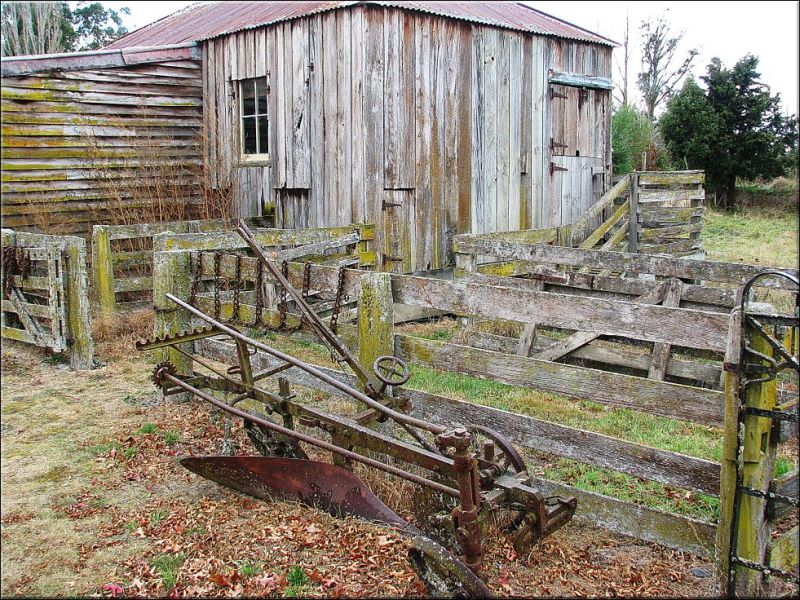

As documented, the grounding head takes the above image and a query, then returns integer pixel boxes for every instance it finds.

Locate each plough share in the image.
[137,221,576,597]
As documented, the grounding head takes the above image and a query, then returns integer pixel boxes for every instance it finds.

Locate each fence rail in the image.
[149,244,788,556]
[92,219,374,314]
[1,228,93,368]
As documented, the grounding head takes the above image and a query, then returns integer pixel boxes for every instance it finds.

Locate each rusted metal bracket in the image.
[550,162,569,175]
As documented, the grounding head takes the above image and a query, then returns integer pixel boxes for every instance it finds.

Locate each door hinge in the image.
[550,162,569,174]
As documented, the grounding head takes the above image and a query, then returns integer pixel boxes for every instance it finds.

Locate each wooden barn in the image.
[2,1,615,273]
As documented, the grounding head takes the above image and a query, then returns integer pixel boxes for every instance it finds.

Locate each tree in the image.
[612,104,672,175]
[659,79,719,170]
[1,1,128,57]
[613,14,630,108]
[700,55,798,207]
[1,2,69,56]
[637,14,698,120]
[71,2,129,50]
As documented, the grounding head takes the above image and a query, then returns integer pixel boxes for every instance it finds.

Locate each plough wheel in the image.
[408,535,493,598]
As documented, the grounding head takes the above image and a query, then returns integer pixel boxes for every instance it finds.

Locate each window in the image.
[239,77,269,163]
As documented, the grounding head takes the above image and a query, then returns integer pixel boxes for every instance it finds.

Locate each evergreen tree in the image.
[659,79,718,170]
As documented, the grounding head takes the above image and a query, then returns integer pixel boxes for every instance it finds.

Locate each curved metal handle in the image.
[373,355,411,387]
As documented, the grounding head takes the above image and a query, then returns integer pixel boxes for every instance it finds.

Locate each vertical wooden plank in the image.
[444,20,467,263]
[470,26,485,235]
[358,272,394,389]
[414,13,432,270]
[350,7,365,223]
[337,9,353,225]
[363,6,384,265]
[496,31,511,233]
[454,23,472,236]
[290,19,310,188]
[254,27,266,77]
[629,172,640,253]
[384,9,415,189]
[273,23,288,189]
[530,35,545,228]
[64,237,94,369]
[431,17,447,269]
[648,278,683,380]
[153,250,192,379]
[508,32,522,232]
[309,14,324,227]
[91,225,116,316]
[519,34,532,229]
[220,37,234,188]
[322,12,339,224]
[483,27,498,234]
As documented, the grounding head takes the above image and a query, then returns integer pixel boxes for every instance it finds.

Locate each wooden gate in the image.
[1,230,94,369]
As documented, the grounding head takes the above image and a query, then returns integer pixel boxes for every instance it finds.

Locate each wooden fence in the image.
[150,237,797,558]
[570,170,705,258]
[1,228,93,368]
[92,218,374,315]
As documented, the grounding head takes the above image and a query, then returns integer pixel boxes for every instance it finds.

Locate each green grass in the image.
[137,423,158,435]
[234,559,262,578]
[284,566,311,597]
[162,430,180,446]
[149,552,185,590]
[409,365,722,462]
[702,206,798,268]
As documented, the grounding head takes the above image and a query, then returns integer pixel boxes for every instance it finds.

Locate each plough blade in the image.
[181,456,410,529]
[182,456,493,598]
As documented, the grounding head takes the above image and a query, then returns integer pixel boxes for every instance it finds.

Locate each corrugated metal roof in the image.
[106,1,615,49]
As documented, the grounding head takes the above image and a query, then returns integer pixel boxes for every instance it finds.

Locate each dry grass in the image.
[92,308,154,361]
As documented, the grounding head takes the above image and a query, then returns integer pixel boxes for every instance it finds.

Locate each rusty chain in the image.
[254,259,265,327]
[213,251,222,320]
[329,265,348,334]
[2,245,30,299]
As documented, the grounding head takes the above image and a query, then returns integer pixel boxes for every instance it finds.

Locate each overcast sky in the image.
[102,0,799,116]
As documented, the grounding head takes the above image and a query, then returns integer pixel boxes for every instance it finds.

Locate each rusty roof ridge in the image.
[106,1,211,49]
[514,2,618,46]
[0,42,200,77]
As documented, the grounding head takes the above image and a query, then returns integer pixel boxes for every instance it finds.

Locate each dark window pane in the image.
[256,77,268,115]
[242,80,256,116]
[258,116,268,154]
[243,116,257,153]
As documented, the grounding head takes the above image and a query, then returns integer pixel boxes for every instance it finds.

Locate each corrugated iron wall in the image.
[1,55,204,235]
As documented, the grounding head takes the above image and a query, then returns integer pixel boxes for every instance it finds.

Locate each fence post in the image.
[152,250,193,391]
[91,225,116,316]
[357,271,394,376]
[628,173,640,254]
[717,308,778,596]
[63,236,95,369]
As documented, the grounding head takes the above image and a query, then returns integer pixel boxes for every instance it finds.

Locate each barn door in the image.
[548,83,608,226]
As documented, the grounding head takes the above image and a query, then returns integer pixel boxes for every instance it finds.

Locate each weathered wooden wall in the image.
[1,47,204,235]
[202,5,612,273]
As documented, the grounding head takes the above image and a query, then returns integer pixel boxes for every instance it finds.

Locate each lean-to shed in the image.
[3,1,615,272]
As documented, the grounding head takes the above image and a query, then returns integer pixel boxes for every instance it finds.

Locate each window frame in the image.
[238,76,271,167]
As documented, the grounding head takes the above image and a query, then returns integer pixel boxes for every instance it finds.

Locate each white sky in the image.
[102,0,799,116]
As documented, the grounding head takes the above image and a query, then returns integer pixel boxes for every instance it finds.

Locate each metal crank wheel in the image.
[408,535,493,599]
[373,355,410,388]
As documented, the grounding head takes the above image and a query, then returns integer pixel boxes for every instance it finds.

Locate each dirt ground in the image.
[1,339,728,598]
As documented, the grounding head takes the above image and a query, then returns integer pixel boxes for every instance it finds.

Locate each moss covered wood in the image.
[152,250,193,378]
[357,272,394,377]
[1,229,93,368]
[1,54,203,235]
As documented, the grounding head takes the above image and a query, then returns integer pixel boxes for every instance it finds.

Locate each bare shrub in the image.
[92,308,154,360]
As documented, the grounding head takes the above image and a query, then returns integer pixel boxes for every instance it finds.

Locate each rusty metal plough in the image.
[136,222,577,597]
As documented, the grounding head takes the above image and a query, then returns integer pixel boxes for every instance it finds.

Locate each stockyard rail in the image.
[92,219,375,315]
[150,228,798,568]
[1,228,93,368]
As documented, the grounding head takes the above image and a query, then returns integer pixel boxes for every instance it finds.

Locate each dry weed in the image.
[92,308,154,361]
